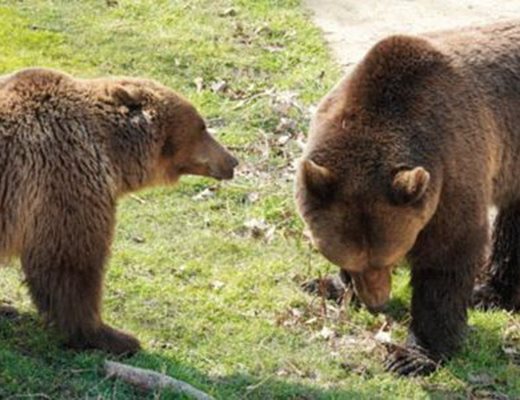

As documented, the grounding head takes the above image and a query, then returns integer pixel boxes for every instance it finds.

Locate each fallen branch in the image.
[104,360,215,400]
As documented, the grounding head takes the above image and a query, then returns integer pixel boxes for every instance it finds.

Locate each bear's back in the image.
[428,21,520,115]
[0,68,101,149]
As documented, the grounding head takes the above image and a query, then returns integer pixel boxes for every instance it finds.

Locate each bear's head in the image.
[152,94,239,183]
[100,79,238,190]
[296,156,439,312]
[296,36,446,312]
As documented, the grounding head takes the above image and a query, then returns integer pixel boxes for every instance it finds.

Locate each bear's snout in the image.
[211,153,239,180]
[351,267,392,313]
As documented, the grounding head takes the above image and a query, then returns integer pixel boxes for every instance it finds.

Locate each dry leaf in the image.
[219,7,237,17]
[132,236,145,244]
[192,188,216,201]
[211,80,228,94]
[210,280,225,290]
[468,372,495,387]
[318,326,334,340]
[243,218,275,241]
[194,77,204,92]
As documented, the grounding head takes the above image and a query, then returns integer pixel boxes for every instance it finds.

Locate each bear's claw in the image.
[301,275,349,303]
[66,324,141,356]
[384,344,439,377]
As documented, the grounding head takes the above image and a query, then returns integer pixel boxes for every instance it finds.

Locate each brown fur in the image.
[296,21,520,375]
[0,68,238,354]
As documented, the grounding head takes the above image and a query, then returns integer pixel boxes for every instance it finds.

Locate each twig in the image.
[129,194,147,204]
[231,90,272,110]
[104,360,215,400]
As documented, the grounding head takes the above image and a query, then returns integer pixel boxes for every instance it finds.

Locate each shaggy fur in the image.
[295,21,520,375]
[475,203,520,311]
[0,68,237,354]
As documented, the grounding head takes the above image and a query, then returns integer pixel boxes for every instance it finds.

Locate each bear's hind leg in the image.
[474,204,520,311]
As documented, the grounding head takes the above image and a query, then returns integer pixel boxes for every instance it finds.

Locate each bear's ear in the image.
[110,84,145,109]
[391,166,430,204]
[301,159,337,198]
[100,83,148,111]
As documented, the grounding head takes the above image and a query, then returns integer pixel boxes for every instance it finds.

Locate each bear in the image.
[295,20,520,376]
[0,68,238,354]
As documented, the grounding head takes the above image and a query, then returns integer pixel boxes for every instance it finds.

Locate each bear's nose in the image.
[229,155,239,168]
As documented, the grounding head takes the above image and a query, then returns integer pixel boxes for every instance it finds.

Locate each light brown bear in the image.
[0,68,238,354]
[296,21,520,376]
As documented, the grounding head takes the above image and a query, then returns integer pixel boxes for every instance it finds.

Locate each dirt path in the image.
[304,0,519,69]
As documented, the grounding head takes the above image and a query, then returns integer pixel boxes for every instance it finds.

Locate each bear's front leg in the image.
[21,203,141,356]
[22,252,141,355]
[385,237,483,376]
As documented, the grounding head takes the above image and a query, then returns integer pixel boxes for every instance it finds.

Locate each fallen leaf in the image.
[243,218,275,240]
[470,388,508,400]
[374,330,392,344]
[339,362,371,377]
[318,326,334,340]
[211,80,228,94]
[192,188,216,201]
[210,280,225,290]
[219,7,237,17]
[263,45,284,53]
[275,117,297,134]
[132,236,145,244]
[194,77,204,92]
[468,372,495,387]
[246,192,260,204]
[254,25,271,35]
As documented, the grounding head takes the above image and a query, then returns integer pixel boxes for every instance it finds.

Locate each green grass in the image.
[0,1,519,399]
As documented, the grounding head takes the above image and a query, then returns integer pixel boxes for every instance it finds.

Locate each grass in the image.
[0,0,519,398]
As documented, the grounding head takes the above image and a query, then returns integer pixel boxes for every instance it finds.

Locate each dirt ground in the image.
[304,0,519,69]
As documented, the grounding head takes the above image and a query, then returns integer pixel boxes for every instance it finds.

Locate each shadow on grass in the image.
[384,297,409,323]
[432,319,520,399]
[0,310,361,399]
[1,308,518,399]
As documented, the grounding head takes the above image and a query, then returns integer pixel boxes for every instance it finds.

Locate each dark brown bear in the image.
[0,68,238,354]
[295,21,520,376]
